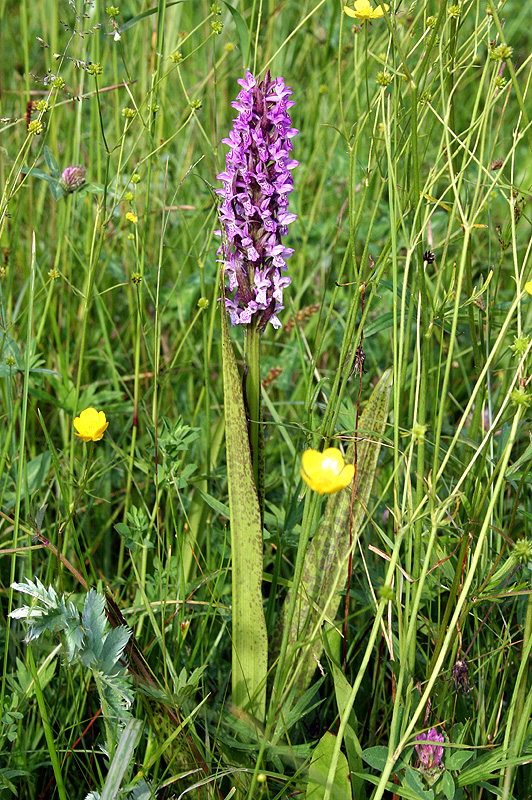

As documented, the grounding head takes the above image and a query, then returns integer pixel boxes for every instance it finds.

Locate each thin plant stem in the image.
[244,322,263,515]
[27,648,69,800]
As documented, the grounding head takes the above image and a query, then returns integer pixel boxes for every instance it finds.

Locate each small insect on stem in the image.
[342,344,366,379]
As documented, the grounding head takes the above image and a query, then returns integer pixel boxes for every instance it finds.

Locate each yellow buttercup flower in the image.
[344,0,390,21]
[301,447,355,495]
[125,212,138,224]
[525,281,532,295]
[74,407,109,442]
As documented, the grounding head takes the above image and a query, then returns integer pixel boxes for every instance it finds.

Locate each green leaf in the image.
[99,625,131,675]
[439,770,456,800]
[20,167,55,182]
[114,522,131,537]
[43,145,60,176]
[323,640,364,796]
[49,180,65,201]
[364,310,394,338]
[0,769,31,795]
[475,782,505,797]
[25,451,51,494]
[446,749,474,771]
[99,719,143,800]
[456,748,520,785]
[220,294,267,720]
[6,655,56,699]
[83,182,105,194]
[278,678,325,734]
[196,487,230,518]
[220,1,249,66]
[9,578,82,657]
[404,766,434,799]
[361,746,389,771]
[306,731,351,800]
[82,589,107,663]
[118,1,190,33]
[351,771,438,799]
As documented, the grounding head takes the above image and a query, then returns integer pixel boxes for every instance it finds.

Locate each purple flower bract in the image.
[215,70,298,329]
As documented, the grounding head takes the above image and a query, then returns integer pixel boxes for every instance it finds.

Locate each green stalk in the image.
[27,648,68,800]
[249,490,320,795]
[502,576,532,796]
[427,532,469,679]
[93,671,117,760]
[244,321,264,517]
[321,523,407,800]
[19,0,30,103]
[370,406,525,800]
[411,86,427,596]
[65,206,105,554]
[0,237,35,731]
[487,0,532,154]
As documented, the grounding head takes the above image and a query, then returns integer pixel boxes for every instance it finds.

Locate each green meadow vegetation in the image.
[1,0,532,797]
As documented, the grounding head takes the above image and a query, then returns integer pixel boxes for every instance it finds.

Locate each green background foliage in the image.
[1,0,532,798]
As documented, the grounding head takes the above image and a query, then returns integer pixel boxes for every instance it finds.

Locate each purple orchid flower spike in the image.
[215,70,298,329]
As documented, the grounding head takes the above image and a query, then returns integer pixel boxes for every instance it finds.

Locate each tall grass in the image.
[1,0,532,798]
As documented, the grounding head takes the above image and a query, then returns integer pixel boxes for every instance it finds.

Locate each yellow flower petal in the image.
[344,0,389,20]
[74,407,109,442]
[525,281,532,295]
[125,212,138,224]
[301,447,355,495]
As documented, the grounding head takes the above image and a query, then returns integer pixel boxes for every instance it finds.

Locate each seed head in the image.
[28,120,44,135]
[376,70,392,87]
[513,538,532,565]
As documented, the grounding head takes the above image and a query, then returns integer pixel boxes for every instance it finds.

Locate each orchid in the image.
[216,71,298,329]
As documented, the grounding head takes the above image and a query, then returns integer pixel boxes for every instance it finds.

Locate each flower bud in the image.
[60,165,86,193]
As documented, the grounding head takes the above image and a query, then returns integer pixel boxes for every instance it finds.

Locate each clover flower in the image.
[415,729,445,781]
[215,70,298,329]
[74,408,109,442]
[344,0,390,20]
[60,165,86,193]
[300,447,355,495]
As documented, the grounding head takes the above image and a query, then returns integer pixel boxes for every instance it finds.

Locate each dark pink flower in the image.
[415,728,445,769]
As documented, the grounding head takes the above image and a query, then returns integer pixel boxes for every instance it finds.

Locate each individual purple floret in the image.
[60,165,86,193]
[415,728,445,769]
[215,70,298,329]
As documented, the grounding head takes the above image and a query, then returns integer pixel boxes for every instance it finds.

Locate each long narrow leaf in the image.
[220,297,267,720]
[276,368,393,698]
[100,719,143,800]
